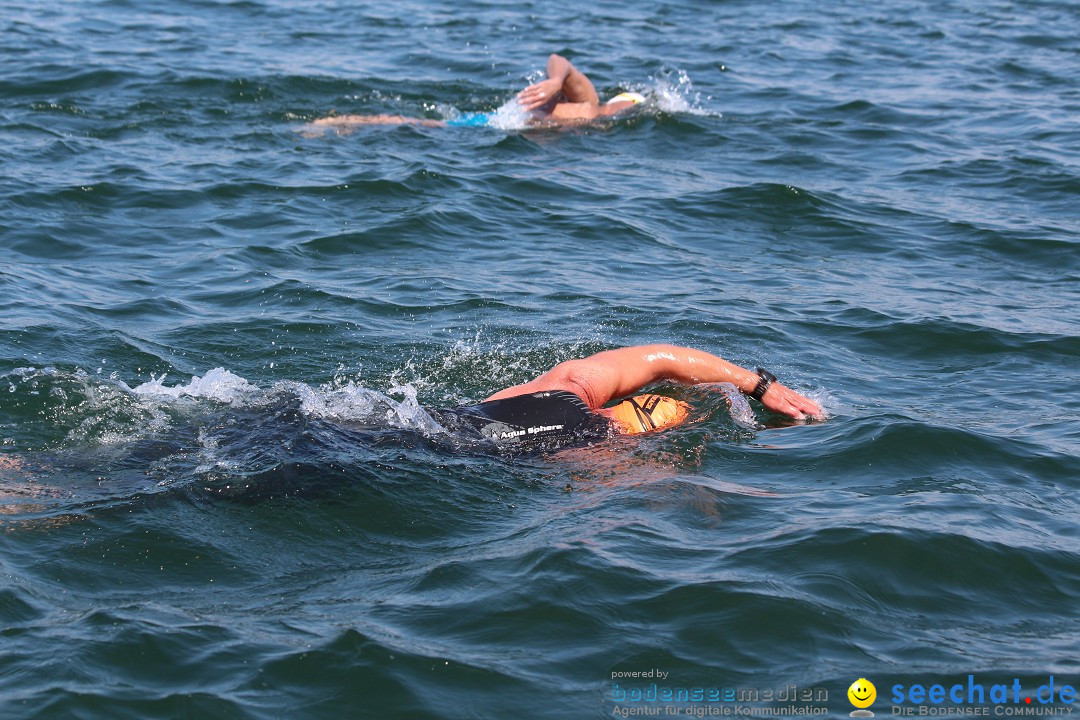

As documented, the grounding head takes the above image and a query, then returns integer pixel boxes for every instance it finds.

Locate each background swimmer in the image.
[310,53,645,130]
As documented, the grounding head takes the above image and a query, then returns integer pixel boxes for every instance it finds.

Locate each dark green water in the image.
[2,1,1078,718]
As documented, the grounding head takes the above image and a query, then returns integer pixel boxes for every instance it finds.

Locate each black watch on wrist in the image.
[749,367,776,401]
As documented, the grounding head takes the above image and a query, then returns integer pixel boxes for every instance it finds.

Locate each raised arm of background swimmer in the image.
[485,344,823,420]
[517,54,601,111]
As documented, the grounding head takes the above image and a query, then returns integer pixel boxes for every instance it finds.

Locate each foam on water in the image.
[129,368,257,404]
[129,368,446,434]
[482,99,533,131]
[286,379,446,433]
[640,67,716,116]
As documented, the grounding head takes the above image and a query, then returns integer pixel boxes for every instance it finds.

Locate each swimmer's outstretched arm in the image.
[485,344,823,420]
[309,114,446,128]
[517,53,600,111]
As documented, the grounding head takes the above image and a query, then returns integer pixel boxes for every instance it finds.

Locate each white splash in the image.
[284,379,443,433]
[714,382,759,429]
[128,369,447,434]
[484,99,532,130]
[804,388,833,420]
[288,380,384,421]
[385,384,447,434]
[130,368,256,403]
[644,67,716,117]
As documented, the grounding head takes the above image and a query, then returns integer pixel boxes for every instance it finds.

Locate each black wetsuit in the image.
[431,390,612,454]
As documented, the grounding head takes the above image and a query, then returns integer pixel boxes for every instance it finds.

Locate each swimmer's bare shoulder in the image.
[545,101,601,123]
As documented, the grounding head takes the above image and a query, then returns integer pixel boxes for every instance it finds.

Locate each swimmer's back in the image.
[433,390,611,453]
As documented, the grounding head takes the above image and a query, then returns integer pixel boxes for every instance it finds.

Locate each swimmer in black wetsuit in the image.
[310,53,645,131]
[0,346,821,477]
[436,344,823,453]
[0,345,822,514]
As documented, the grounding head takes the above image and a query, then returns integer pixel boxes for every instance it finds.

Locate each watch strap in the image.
[749,367,777,401]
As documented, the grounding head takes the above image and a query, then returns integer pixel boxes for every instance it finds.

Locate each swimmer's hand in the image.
[761,383,823,421]
[518,78,563,111]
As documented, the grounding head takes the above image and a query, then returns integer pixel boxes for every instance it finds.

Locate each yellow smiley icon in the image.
[848,678,876,709]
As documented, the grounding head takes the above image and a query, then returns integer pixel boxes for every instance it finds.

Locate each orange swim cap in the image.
[609,394,690,434]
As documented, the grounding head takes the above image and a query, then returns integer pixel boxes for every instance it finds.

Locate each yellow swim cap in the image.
[606,91,646,105]
[610,394,690,434]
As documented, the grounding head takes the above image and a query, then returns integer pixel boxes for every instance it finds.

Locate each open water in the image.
[1,1,1078,718]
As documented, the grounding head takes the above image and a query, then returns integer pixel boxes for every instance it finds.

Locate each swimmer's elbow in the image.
[549,359,601,409]
[547,53,575,78]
